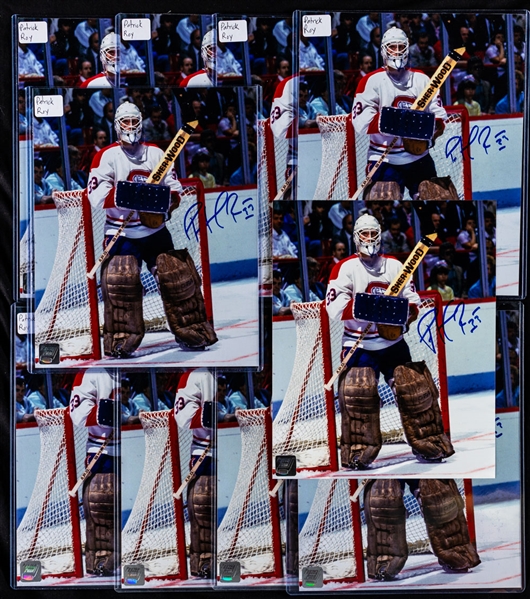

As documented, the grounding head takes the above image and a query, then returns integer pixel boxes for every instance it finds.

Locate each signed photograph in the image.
[286,11,524,296]
[272,199,496,479]
[27,84,260,369]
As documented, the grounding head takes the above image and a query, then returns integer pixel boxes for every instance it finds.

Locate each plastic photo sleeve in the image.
[119,368,216,589]
[216,371,285,587]
[26,84,261,370]
[287,304,522,592]
[271,200,496,478]
[292,10,527,297]
[14,367,120,587]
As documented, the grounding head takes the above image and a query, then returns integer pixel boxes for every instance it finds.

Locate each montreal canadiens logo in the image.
[366,282,389,295]
[394,95,413,110]
[129,169,148,183]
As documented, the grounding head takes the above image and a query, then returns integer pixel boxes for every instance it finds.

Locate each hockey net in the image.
[312,106,471,202]
[272,291,448,473]
[34,178,212,361]
[121,410,192,580]
[16,408,88,578]
[299,478,475,585]
[217,408,283,579]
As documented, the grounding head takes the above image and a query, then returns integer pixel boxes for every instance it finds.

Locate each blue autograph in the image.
[495,416,503,438]
[417,301,483,354]
[183,191,255,241]
[445,125,509,162]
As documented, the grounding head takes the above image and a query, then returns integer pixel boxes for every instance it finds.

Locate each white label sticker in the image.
[121,18,151,41]
[218,20,248,43]
[302,15,331,37]
[17,312,34,335]
[18,21,48,44]
[34,95,64,118]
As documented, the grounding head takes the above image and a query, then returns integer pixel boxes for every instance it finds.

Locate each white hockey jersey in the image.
[179,68,213,88]
[87,142,183,238]
[173,369,213,457]
[326,254,420,350]
[352,68,447,165]
[270,74,297,139]
[69,369,120,456]
[80,73,113,88]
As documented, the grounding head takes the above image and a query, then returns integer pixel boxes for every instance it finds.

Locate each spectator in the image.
[283,266,320,304]
[366,26,383,70]
[351,53,374,95]
[468,255,496,298]
[88,88,113,122]
[408,32,438,68]
[50,19,79,75]
[229,142,257,186]
[438,242,464,298]
[307,257,326,300]
[334,70,353,113]
[15,331,28,371]
[299,34,325,71]
[227,374,250,411]
[25,375,48,412]
[18,90,28,135]
[328,201,352,237]
[177,15,201,52]
[465,57,492,113]
[513,25,526,62]
[120,40,146,73]
[305,201,333,255]
[454,78,482,116]
[272,18,293,56]
[44,152,83,192]
[249,18,277,75]
[456,216,478,256]
[272,269,291,316]
[100,101,117,143]
[272,208,298,258]
[152,15,181,72]
[129,374,153,413]
[356,12,380,50]
[484,210,496,246]
[66,89,96,144]
[217,375,236,422]
[309,80,347,117]
[16,376,35,423]
[217,41,243,77]
[34,159,54,205]
[495,364,519,409]
[79,31,100,75]
[79,128,108,172]
[430,212,449,244]
[74,18,98,54]
[427,260,455,301]
[142,105,171,142]
[78,59,93,83]
[33,116,59,148]
[331,239,347,263]
[179,56,195,84]
[335,212,355,256]
[299,82,317,128]
[484,32,506,69]
[381,218,411,254]
[120,378,141,425]
[18,41,45,78]
[67,145,88,188]
[253,371,271,409]
[192,149,217,188]
[495,70,525,113]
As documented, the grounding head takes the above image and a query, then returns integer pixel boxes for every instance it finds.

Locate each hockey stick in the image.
[273,166,297,201]
[269,479,284,497]
[87,120,198,279]
[349,47,465,202]
[68,431,114,497]
[324,233,437,390]
[350,479,368,503]
[173,442,212,500]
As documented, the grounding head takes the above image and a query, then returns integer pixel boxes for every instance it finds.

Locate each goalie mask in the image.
[353,214,382,257]
[201,29,216,72]
[381,27,409,72]
[114,102,143,145]
[100,33,119,76]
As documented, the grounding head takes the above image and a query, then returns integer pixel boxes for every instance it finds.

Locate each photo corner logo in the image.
[275,455,297,476]
[20,560,41,582]
[219,561,241,582]
[39,343,60,365]
[302,566,323,588]
[123,564,145,585]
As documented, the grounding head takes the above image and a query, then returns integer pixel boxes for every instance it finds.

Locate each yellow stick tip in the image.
[454,47,466,56]
[426,233,438,242]
[187,120,199,128]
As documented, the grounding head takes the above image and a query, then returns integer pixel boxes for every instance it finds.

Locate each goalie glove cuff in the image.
[97,399,115,428]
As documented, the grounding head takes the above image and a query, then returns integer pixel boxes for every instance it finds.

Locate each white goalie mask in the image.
[100,33,119,76]
[114,102,143,145]
[201,29,216,72]
[353,214,382,257]
[381,27,409,71]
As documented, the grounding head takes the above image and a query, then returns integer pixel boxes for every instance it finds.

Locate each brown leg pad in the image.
[101,255,144,358]
[394,361,455,461]
[364,181,403,201]
[187,473,213,577]
[156,249,218,349]
[419,479,481,572]
[364,479,408,580]
[338,367,382,470]
[418,176,460,200]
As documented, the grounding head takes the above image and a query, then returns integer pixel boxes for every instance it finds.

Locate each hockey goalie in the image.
[364,479,480,580]
[326,214,454,469]
[87,101,217,358]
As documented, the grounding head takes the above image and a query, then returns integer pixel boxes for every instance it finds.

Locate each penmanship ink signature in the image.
[183,191,255,241]
[444,125,510,163]
[417,300,483,354]
[495,416,503,438]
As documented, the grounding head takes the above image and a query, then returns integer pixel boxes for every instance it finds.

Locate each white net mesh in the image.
[273,292,446,472]
[217,408,281,577]
[121,411,192,579]
[313,108,469,202]
[17,408,88,577]
[257,120,272,295]
[34,181,209,360]
[300,479,470,583]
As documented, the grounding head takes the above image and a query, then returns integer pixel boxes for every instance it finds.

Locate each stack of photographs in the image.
[9,9,526,594]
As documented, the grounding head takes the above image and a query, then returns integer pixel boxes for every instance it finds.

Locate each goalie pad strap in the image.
[380,106,435,139]
[364,180,402,201]
[418,176,459,200]
[338,367,382,470]
[187,472,213,577]
[83,472,116,575]
[157,249,218,350]
[394,362,455,461]
[419,479,481,571]
[364,479,408,580]
[354,293,409,326]
[101,255,145,358]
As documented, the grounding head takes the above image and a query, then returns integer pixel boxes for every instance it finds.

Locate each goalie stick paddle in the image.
[349,47,465,202]
[173,442,212,500]
[87,120,198,279]
[324,233,437,390]
[68,431,114,497]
